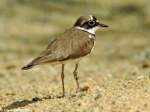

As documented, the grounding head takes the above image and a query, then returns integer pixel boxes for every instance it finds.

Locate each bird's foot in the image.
[76,86,89,93]
[57,94,65,98]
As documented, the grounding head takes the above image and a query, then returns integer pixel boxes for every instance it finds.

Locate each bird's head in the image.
[74,15,108,35]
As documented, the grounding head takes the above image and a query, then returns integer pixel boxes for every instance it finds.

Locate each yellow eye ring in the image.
[88,21,95,26]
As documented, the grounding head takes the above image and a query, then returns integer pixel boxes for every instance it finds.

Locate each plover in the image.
[22,15,108,97]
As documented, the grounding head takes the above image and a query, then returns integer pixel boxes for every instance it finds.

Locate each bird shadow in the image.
[1,95,63,111]
[1,86,89,111]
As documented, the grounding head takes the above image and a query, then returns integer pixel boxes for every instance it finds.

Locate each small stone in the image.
[94,94,102,100]
[111,101,116,105]
[142,63,149,69]
[144,103,148,108]
[32,97,42,102]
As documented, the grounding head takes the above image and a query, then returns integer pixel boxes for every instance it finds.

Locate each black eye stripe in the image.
[88,21,95,25]
[79,20,98,29]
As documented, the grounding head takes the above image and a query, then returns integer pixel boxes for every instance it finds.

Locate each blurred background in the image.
[0,0,150,111]
[0,0,150,63]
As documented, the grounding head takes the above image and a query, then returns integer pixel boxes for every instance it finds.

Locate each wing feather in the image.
[29,28,94,65]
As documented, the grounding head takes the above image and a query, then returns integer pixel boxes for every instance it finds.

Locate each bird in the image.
[22,15,108,97]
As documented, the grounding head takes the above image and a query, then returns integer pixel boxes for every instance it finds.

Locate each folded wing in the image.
[22,29,94,70]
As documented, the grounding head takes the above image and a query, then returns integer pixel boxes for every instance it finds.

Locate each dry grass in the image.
[0,0,150,112]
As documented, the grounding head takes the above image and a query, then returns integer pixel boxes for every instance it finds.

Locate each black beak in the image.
[98,23,109,28]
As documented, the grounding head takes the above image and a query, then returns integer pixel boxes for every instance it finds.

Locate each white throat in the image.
[75,26,99,35]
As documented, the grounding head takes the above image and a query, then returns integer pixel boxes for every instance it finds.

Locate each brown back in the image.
[31,28,95,65]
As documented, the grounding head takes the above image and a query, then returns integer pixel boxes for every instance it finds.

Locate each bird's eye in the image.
[88,21,95,26]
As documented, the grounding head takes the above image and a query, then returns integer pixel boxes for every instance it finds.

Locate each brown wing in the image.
[30,28,94,65]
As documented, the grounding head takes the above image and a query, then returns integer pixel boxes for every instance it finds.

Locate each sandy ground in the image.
[0,0,150,111]
[0,31,150,112]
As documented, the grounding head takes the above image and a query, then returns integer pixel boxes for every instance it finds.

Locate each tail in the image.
[21,63,34,70]
[22,56,43,70]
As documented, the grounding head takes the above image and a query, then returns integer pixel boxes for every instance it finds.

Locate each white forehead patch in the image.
[89,15,93,20]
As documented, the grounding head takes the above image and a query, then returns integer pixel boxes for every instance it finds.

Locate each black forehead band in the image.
[92,16,97,21]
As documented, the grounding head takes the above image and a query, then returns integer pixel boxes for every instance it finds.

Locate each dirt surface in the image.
[0,0,150,112]
[0,32,150,112]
